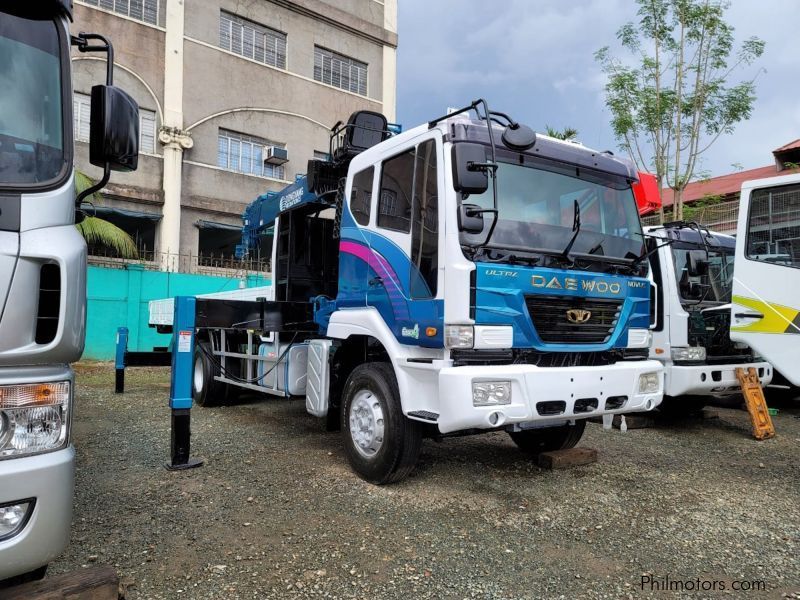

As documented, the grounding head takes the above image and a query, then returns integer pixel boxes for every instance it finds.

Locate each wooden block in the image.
[700,408,720,420]
[538,447,598,470]
[3,566,118,600]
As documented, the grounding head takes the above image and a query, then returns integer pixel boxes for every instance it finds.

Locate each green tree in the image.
[75,170,139,259]
[595,0,764,221]
[545,125,579,141]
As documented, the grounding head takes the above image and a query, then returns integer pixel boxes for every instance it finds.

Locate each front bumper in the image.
[438,359,664,433]
[0,446,75,581]
[665,361,773,397]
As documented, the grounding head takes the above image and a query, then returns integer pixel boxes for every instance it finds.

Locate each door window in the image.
[411,140,438,298]
[350,167,373,226]
[746,183,800,268]
[377,149,414,232]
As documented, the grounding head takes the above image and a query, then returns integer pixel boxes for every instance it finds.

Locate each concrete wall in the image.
[85,264,269,359]
[69,0,396,265]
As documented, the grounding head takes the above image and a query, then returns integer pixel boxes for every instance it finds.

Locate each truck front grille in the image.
[525,295,622,344]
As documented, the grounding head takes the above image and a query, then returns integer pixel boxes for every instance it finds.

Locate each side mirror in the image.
[458,203,485,234]
[687,251,709,277]
[89,84,140,172]
[452,143,488,195]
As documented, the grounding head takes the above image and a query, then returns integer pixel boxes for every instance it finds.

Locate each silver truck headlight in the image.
[671,346,706,361]
[472,381,512,406]
[0,382,71,459]
[638,372,661,394]
[445,325,474,349]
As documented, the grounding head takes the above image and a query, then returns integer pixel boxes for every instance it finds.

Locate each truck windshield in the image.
[462,157,644,264]
[673,245,734,303]
[0,13,65,186]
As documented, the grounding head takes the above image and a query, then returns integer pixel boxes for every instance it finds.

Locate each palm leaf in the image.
[76,216,139,259]
[545,125,579,141]
[75,169,104,205]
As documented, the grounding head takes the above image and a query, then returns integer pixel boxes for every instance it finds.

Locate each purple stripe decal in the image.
[340,240,410,319]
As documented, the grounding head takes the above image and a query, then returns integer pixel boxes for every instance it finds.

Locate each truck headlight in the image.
[0,500,34,542]
[638,372,661,394]
[472,381,512,406]
[671,346,706,362]
[445,325,474,349]
[0,382,71,459]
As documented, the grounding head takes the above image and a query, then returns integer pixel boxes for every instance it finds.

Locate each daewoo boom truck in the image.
[151,101,664,484]
[0,1,139,584]
[644,223,772,413]
[730,172,800,394]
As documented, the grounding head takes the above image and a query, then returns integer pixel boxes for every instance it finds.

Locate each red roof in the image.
[655,164,800,211]
[773,139,800,153]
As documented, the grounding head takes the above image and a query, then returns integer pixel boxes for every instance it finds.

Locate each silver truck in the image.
[0,0,138,584]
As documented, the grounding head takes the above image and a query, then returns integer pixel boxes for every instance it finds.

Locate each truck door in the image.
[366,137,443,347]
[731,177,800,385]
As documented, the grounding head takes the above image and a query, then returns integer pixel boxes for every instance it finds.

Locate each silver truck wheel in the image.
[193,352,205,395]
[348,389,385,458]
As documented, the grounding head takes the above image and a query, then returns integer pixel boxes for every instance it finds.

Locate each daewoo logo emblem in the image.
[566,309,592,324]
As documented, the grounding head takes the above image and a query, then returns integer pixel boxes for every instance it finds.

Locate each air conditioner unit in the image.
[264,145,289,165]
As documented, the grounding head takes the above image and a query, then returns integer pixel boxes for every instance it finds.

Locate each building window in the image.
[217,129,286,180]
[219,11,287,69]
[82,0,159,26]
[139,109,157,154]
[313,46,367,96]
[73,93,91,143]
[197,221,242,264]
[74,92,157,154]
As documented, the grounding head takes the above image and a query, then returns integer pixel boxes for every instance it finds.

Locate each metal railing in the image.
[642,199,740,234]
[87,249,271,277]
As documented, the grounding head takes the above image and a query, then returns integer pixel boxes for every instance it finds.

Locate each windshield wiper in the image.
[560,199,581,261]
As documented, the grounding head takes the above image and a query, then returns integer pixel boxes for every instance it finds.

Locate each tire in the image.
[508,420,586,456]
[0,565,47,588]
[341,362,422,484]
[193,342,225,407]
[657,395,706,416]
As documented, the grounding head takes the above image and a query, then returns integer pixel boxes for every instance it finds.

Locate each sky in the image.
[396,0,800,178]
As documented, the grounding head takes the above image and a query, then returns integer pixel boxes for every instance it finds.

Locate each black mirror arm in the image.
[75,163,111,208]
[71,32,115,85]
[467,161,498,173]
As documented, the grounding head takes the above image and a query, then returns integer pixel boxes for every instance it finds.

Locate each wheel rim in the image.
[193,354,204,395]
[348,389,385,459]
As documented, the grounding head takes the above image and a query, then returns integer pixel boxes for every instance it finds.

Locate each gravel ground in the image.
[47,363,800,599]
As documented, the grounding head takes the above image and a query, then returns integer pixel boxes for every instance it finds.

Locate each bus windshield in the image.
[0,13,65,186]
[461,156,644,265]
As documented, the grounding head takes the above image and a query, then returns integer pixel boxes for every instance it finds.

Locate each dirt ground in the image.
[46,363,800,599]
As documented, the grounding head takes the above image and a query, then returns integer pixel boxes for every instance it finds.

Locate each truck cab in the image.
[731,172,800,391]
[185,105,665,484]
[0,1,139,583]
[645,223,772,412]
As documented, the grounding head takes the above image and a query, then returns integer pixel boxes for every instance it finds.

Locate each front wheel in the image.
[341,363,422,484]
[508,420,586,456]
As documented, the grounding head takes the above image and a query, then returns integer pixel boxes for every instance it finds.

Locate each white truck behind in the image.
[645,223,772,413]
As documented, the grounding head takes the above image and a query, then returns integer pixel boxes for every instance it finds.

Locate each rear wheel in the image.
[192,342,239,406]
[508,420,586,456]
[341,363,422,484]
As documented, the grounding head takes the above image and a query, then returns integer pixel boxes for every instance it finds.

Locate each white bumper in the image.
[437,360,664,434]
[665,361,773,397]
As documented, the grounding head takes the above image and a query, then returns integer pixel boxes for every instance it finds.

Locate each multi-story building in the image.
[71,0,398,271]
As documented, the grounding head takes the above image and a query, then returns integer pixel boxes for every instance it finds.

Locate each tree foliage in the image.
[74,170,139,259]
[595,0,764,220]
[545,125,579,141]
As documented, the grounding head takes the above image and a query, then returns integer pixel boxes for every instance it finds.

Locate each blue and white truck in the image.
[150,102,664,484]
